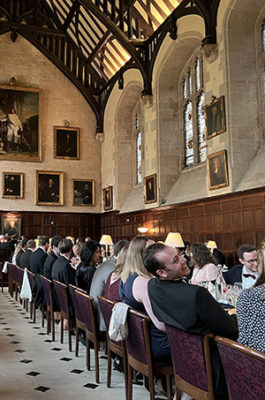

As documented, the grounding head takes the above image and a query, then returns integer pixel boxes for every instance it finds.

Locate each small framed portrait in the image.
[205,96,226,139]
[103,186,113,210]
[36,171,64,205]
[2,172,24,199]
[207,150,229,190]
[73,179,95,206]
[1,215,22,240]
[54,126,80,159]
[144,174,157,204]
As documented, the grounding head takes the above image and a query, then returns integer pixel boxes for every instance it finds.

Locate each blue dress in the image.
[119,273,171,363]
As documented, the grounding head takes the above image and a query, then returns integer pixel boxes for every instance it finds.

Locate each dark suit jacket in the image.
[223,264,243,285]
[20,249,34,270]
[16,249,25,266]
[51,255,76,286]
[43,251,58,280]
[29,247,47,275]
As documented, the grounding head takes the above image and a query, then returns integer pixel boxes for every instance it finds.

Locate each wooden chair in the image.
[40,275,55,341]
[215,336,265,400]
[14,265,24,302]
[7,262,16,297]
[126,309,172,400]
[98,296,128,397]
[68,284,87,357]
[166,324,215,400]
[53,280,73,351]
[74,290,105,383]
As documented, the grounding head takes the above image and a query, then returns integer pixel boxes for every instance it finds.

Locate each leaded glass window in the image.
[136,131,142,184]
[133,104,143,185]
[182,55,205,168]
[262,22,265,96]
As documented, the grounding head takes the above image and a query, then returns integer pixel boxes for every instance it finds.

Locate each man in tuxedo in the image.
[16,238,28,266]
[223,244,259,288]
[51,238,75,286]
[20,239,36,269]
[43,235,62,280]
[90,240,129,330]
[143,243,238,399]
[29,236,49,275]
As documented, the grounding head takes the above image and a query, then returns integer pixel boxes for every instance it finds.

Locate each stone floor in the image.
[0,288,157,400]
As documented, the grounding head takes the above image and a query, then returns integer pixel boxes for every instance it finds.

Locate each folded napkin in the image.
[20,269,32,302]
[109,302,130,342]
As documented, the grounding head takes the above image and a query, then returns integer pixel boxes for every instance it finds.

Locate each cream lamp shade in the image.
[137,227,149,234]
[99,234,113,246]
[207,240,217,250]
[165,232,184,248]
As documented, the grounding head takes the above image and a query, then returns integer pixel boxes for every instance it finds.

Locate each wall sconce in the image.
[99,234,113,257]
[165,232,184,248]
[137,227,149,234]
[206,240,217,253]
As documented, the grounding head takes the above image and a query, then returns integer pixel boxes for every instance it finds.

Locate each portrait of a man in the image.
[36,171,63,205]
[2,172,23,199]
[0,85,41,161]
[103,186,113,210]
[73,180,94,206]
[1,216,21,240]
[207,150,229,190]
[205,96,226,139]
[144,174,157,204]
[54,126,79,159]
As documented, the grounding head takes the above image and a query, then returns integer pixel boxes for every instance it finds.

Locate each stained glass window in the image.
[262,22,265,51]
[136,131,142,184]
[182,55,205,168]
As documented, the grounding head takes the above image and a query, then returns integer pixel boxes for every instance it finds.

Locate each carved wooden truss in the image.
[0,0,221,132]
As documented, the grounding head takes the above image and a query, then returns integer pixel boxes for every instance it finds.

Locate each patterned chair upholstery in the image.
[40,275,55,341]
[98,296,128,397]
[166,324,214,400]
[53,280,72,352]
[126,309,172,400]
[215,336,265,400]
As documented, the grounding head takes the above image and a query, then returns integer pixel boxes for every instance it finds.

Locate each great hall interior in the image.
[0,0,265,399]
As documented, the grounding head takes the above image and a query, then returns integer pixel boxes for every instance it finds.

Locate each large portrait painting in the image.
[54,126,80,159]
[207,150,229,190]
[103,186,113,210]
[0,85,41,161]
[73,179,95,206]
[205,96,226,139]
[2,172,24,199]
[1,215,21,240]
[144,174,157,204]
[36,171,64,205]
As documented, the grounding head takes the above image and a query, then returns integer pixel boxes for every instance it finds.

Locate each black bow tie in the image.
[243,274,256,279]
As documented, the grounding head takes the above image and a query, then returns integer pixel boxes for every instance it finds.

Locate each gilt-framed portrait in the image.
[207,150,229,190]
[1,215,21,240]
[73,179,95,206]
[103,186,113,210]
[0,85,42,161]
[205,96,226,139]
[144,174,157,204]
[2,172,24,199]
[36,171,64,205]
[54,126,80,159]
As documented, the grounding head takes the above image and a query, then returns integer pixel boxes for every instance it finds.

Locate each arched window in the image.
[182,55,205,168]
[133,104,143,185]
[262,21,265,95]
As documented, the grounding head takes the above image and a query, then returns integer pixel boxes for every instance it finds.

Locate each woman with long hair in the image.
[76,240,100,293]
[236,248,265,353]
[190,242,218,284]
[119,235,171,364]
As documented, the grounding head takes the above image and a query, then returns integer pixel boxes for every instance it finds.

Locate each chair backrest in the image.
[74,290,97,334]
[166,325,214,394]
[40,275,53,307]
[215,336,265,400]
[125,308,151,366]
[53,280,69,315]
[26,270,35,290]
[98,295,115,332]
[7,262,16,280]
[69,284,87,323]
[15,265,24,285]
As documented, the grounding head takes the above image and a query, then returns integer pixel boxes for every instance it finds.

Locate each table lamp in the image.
[165,232,184,248]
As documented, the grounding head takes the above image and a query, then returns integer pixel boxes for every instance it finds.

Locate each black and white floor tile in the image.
[0,288,153,400]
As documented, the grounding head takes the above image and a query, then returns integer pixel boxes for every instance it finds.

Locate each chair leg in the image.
[166,375,172,400]
[47,311,51,335]
[33,304,36,323]
[149,372,155,400]
[94,342,100,383]
[124,358,128,400]
[60,318,64,344]
[68,320,72,352]
[75,327,79,357]
[128,365,133,400]
[51,313,55,342]
[107,345,111,388]
[86,336,91,371]
[41,307,45,327]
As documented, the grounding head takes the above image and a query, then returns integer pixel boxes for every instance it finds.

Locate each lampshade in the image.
[137,227,149,233]
[165,232,184,248]
[207,240,217,249]
[99,234,113,245]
